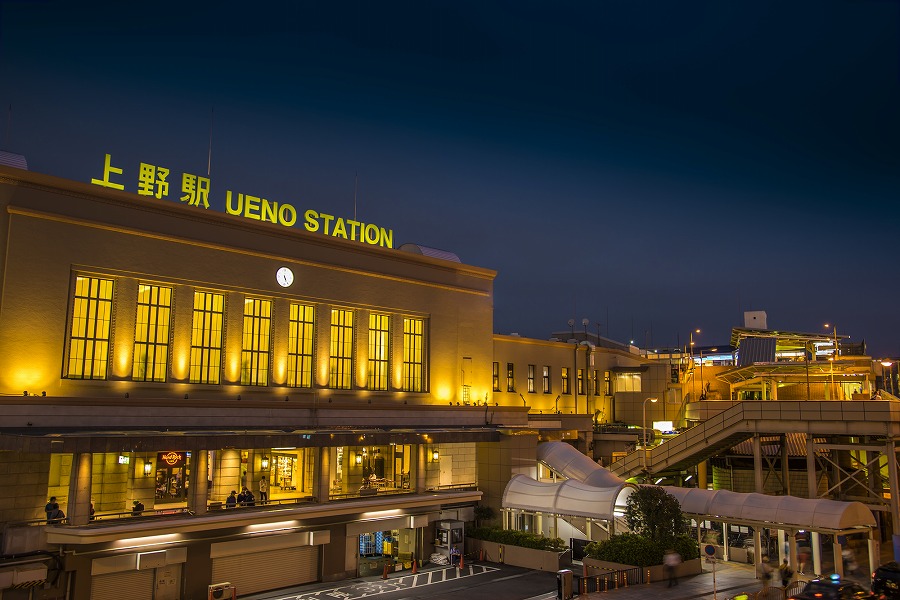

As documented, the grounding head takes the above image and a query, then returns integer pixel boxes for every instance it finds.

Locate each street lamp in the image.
[689,329,700,401]
[824,324,839,398]
[643,397,658,470]
[881,361,894,396]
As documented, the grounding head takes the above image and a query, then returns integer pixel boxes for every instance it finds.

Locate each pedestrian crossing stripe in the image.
[282,565,500,599]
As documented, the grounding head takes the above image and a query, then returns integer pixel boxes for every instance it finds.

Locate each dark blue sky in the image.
[2,1,899,355]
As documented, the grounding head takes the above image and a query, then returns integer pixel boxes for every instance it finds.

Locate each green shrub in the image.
[584,533,699,567]
[467,526,566,551]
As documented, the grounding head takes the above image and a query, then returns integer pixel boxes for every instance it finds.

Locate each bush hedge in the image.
[467,526,567,551]
[584,533,699,567]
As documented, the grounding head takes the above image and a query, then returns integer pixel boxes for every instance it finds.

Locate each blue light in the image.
[829,573,841,582]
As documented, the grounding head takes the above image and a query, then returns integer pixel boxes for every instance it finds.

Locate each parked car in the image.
[788,576,874,600]
[873,562,900,600]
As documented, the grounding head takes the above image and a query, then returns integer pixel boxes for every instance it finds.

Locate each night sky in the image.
[2,1,899,355]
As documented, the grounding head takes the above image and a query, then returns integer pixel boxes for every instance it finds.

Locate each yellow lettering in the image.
[333,218,348,239]
[244,195,261,220]
[261,199,278,223]
[347,219,361,241]
[304,209,319,232]
[225,191,242,215]
[364,223,379,245]
[380,227,393,248]
[279,204,297,227]
[321,213,334,235]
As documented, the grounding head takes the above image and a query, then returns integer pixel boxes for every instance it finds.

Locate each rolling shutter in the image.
[211,545,318,596]
[91,569,154,600]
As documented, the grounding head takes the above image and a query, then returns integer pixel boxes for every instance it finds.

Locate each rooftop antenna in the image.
[353,171,358,221]
[207,107,214,176]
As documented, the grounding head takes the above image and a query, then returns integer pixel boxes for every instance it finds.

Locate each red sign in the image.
[157,451,185,467]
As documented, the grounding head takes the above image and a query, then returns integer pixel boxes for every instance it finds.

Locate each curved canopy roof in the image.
[503,474,635,520]
[534,441,875,532]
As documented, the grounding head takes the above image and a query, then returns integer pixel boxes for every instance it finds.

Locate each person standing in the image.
[757,557,774,587]
[45,496,57,523]
[259,476,269,504]
[225,490,237,508]
[664,549,682,587]
[450,545,460,567]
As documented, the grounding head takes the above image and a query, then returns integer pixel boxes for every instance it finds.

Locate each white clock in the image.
[276,267,294,287]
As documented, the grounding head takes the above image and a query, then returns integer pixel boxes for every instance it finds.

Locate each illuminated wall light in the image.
[247,520,297,532]
[355,453,362,466]
[432,449,440,462]
[114,533,180,549]
[260,456,270,470]
[143,461,153,476]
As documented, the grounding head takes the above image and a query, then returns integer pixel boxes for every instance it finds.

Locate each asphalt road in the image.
[245,563,558,600]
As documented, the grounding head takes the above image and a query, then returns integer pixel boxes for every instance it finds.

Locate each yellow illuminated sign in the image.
[90,153,393,248]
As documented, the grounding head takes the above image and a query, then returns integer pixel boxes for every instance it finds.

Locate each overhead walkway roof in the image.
[506,441,876,534]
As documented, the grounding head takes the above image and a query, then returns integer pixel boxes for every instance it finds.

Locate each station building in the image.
[1,156,899,599]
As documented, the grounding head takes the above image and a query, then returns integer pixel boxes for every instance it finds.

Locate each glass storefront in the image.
[155,451,190,502]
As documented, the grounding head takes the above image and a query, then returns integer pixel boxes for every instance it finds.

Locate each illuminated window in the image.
[492,362,500,391]
[287,303,314,387]
[527,364,535,393]
[615,372,642,392]
[190,291,224,384]
[561,367,571,395]
[402,317,425,392]
[506,362,515,392]
[605,370,612,395]
[133,284,172,382]
[241,298,271,386]
[542,366,551,393]
[329,309,353,389]
[368,313,390,390]
[67,276,114,379]
[577,369,585,395]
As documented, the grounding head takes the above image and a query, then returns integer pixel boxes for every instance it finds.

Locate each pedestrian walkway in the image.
[580,560,765,600]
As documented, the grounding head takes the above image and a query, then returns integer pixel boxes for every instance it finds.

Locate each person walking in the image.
[664,549,682,587]
[779,558,794,587]
[259,476,269,504]
[757,557,774,587]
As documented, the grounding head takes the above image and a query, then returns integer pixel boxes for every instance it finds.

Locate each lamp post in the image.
[882,361,894,396]
[689,329,700,401]
[643,397,658,470]
[825,324,838,399]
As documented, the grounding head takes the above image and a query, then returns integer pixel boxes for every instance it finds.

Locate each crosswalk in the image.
[277,564,500,599]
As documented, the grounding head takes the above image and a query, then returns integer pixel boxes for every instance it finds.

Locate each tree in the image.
[624,486,687,546]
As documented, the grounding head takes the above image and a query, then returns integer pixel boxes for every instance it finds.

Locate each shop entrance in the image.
[155,451,189,502]
[358,527,419,577]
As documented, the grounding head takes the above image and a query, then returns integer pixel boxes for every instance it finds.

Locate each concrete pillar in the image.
[244,449,255,492]
[416,445,426,493]
[723,522,730,561]
[833,538,844,577]
[886,440,900,561]
[752,435,764,493]
[770,380,778,400]
[777,529,786,563]
[67,452,92,526]
[807,435,818,498]
[698,461,708,490]
[187,450,209,515]
[812,531,822,576]
[869,536,881,570]
[313,447,331,502]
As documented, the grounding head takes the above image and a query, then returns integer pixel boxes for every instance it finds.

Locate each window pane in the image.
[66,276,114,379]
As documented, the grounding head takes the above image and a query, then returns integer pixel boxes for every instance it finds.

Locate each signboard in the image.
[157,451,186,468]
[90,153,394,248]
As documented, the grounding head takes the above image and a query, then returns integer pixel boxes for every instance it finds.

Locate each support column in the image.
[67,452,93,526]
[886,440,900,561]
[833,538,844,577]
[781,434,791,496]
[777,529,786,563]
[244,449,255,492]
[869,535,881,570]
[188,450,209,515]
[723,522,730,561]
[807,435,818,498]
[698,461,708,490]
[416,445,426,493]
[752,435,764,493]
[313,447,331,503]
[812,531,822,576]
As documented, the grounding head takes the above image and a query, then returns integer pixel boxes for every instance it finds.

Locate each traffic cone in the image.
[479,548,484,561]
[412,559,418,574]
[458,554,464,570]
[382,564,389,579]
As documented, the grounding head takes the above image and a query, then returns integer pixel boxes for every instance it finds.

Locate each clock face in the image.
[276,267,294,287]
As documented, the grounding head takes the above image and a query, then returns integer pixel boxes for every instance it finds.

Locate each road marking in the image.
[275,565,500,600]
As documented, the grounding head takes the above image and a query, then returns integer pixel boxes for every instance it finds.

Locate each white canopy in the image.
[503,474,635,520]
